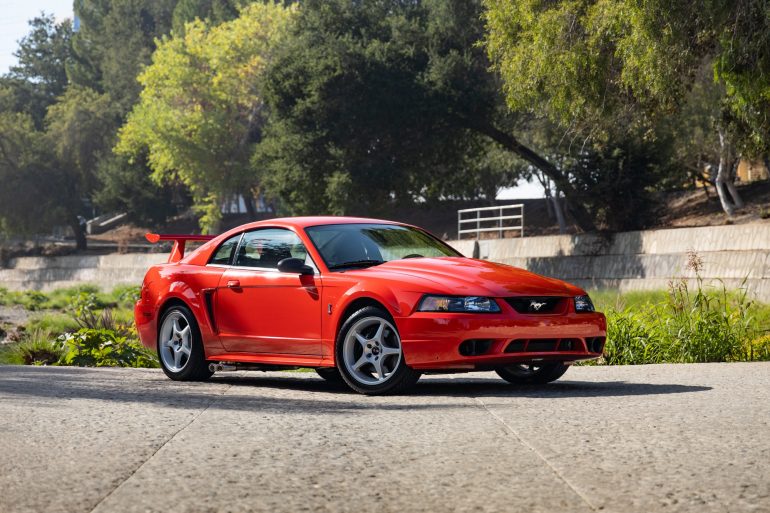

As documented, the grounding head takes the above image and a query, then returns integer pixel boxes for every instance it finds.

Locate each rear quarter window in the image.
[209,234,241,265]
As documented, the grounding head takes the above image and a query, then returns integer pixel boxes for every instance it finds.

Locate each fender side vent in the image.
[202,289,217,333]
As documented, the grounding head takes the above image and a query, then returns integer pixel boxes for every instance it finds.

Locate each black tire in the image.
[495,362,569,385]
[315,367,345,383]
[157,305,213,381]
[335,306,421,395]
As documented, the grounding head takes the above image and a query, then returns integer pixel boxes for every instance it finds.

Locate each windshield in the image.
[305,223,460,270]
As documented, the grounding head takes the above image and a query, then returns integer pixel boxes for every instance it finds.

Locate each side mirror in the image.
[277,257,314,275]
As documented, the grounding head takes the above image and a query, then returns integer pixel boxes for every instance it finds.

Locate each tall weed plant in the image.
[603,251,765,364]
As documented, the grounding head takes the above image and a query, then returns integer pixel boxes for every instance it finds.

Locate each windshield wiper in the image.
[328,259,384,270]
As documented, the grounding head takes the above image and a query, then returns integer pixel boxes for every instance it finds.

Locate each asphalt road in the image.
[1,363,768,513]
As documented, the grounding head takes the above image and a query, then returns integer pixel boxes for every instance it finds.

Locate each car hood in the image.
[366,257,582,297]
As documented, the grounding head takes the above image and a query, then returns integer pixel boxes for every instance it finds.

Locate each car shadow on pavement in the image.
[210,373,711,398]
[0,367,711,413]
[410,377,712,398]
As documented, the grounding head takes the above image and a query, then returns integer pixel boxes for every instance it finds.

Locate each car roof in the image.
[228,216,403,231]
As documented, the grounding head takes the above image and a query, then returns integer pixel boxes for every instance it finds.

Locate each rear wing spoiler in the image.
[145,233,216,263]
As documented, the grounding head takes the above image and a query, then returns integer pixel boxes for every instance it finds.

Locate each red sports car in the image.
[135,217,606,394]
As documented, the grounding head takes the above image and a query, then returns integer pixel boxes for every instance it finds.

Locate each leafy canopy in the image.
[256,0,522,217]
[483,0,770,155]
[116,2,297,232]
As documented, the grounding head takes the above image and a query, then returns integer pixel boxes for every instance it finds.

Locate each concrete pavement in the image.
[0,363,768,512]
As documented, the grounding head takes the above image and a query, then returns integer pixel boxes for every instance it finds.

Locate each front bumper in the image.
[397,311,607,370]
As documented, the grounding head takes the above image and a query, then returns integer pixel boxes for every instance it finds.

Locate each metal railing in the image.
[457,204,524,239]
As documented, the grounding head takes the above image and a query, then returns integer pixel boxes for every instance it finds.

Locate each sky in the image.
[0,1,546,200]
[0,0,73,74]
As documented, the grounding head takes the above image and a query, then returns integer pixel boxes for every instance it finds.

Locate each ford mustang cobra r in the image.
[135,217,606,394]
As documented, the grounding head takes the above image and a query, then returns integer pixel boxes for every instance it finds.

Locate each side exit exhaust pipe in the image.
[208,363,237,372]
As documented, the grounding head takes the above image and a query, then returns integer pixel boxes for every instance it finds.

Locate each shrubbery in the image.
[59,329,157,368]
[2,284,157,368]
[599,252,769,365]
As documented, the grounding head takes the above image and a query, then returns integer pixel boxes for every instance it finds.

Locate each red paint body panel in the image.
[135,216,607,371]
[215,268,322,354]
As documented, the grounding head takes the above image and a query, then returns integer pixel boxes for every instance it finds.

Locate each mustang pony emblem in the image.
[529,300,547,311]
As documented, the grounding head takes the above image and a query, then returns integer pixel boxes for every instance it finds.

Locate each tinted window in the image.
[235,229,309,269]
[209,234,241,265]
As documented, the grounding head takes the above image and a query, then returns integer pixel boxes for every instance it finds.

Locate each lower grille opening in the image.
[505,337,587,353]
[527,339,558,352]
[504,339,559,353]
[459,339,493,356]
[558,338,580,351]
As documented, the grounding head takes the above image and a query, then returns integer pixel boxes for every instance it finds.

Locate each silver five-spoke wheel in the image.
[342,316,402,385]
[159,311,192,372]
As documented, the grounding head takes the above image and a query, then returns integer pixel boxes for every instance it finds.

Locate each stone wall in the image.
[1,224,768,300]
[447,224,770,302]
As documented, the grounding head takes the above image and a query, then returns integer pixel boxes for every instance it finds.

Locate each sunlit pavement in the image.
[1,363,768,513]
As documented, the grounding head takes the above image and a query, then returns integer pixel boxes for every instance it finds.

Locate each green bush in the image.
[58,328,158,368]
[11,330,64,365]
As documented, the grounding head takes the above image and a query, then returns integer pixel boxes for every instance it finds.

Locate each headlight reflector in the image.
[574,295,595,313]
[418,295,501,313]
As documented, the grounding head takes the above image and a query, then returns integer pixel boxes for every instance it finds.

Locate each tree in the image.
[44,87,118,248]
[1,15,73,127]
[116,2,297,232]
[0,113,64,237]
[258,0,598,229]
[70,0,178,114]
[483,0,770,217]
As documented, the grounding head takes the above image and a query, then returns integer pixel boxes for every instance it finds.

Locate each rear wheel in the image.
[495,362,569,385]
[157,305,212,381]
[336,306,420,395]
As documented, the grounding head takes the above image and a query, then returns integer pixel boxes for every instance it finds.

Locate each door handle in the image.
[226,280,241,289]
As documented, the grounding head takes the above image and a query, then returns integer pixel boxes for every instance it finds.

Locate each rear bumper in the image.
[134,300,156,349]
[397,311,606,370]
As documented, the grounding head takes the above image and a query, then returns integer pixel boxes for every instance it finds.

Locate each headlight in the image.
[574,295,595,313]
[418,295,501,313]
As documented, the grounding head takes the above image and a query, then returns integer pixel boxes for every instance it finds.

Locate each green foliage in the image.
[483,0,770,159]
[258,0,523,217]
[117,2,297,232]
[0,112,69,237]
[27,312,80,336]
[58,328,158,368]
[172,0,246,34]
[600,279,763,365]
[12,329,65,365]
[70,0,178,114]
[1,15,73,126]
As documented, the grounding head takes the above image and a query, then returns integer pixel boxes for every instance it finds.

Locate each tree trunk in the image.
[716,130,738,216]
[243,192,257,220]
[70,217,87,251]
[459,117,597,232]
[725,158,744,208]
[551,187,567,235]
[536,172,555,220]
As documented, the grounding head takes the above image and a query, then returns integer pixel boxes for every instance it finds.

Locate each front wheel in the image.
[157,305,212,381]
[336,306,420,395]
[495,362,569,385]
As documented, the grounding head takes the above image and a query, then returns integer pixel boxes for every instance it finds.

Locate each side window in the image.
[235,229,309,269]
[209,234,241,265]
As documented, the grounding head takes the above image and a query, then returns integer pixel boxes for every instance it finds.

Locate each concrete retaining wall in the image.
[1,224,768,299]
[0,253,167,291]
[447,223,770,302]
